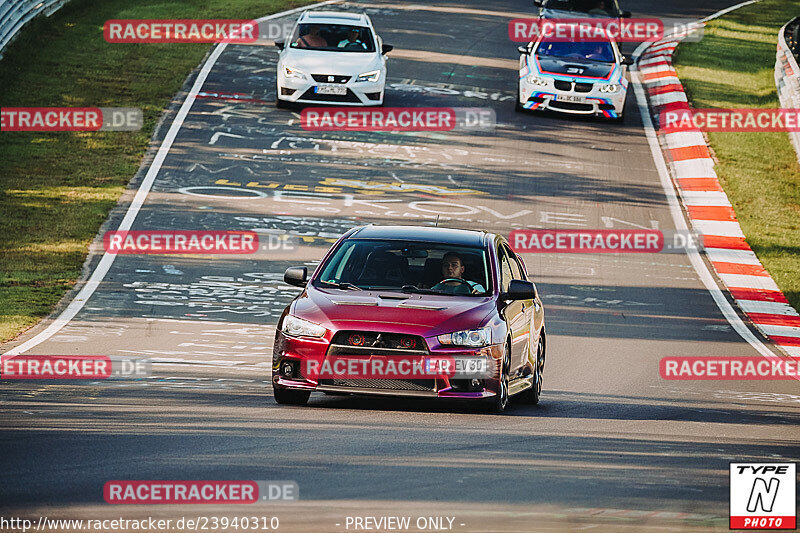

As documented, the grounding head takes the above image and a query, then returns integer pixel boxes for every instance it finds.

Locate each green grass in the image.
[0,0,314,343]
[673,0,800,313]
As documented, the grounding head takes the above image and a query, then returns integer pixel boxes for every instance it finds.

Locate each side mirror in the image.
[382,44,393,54]
[503,279,536,301]
[517,45,529,55]
[621,11,632,18]
[284,266,308,287]
[274,40,285,50]
[621,56,634,65]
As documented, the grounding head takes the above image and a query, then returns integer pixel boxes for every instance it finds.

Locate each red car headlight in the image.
[437,326,491,347]
[281,315,326,338]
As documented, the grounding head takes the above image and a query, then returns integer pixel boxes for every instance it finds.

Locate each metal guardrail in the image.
[0,0,70,60]
[776,16,800,163]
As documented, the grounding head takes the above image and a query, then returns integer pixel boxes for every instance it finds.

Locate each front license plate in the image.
[425,356,491,378]
[555,94,586,103]
[314,84,347,95]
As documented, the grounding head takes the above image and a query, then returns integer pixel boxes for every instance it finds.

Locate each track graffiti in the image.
[123,272,304,318]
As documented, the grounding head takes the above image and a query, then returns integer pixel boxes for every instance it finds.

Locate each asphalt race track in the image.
[2,1,798,531]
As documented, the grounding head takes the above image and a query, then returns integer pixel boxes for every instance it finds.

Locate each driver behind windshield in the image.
[338,28,368,50]
[431,252,485,294]
[586,42,609,60]
[588,0,613,15]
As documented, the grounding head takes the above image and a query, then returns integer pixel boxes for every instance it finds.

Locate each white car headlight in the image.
[437,326,491,348]
[283,65,306,79]
[356,70,381,82]
[526,76,548,86]
[282,314,326,338]
[599,84,620,93]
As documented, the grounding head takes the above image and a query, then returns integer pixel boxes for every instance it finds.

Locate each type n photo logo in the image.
[730,463,796,529]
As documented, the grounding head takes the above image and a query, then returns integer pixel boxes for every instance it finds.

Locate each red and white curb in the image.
[638,29,800,359]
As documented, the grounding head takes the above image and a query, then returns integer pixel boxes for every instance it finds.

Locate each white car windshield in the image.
[290,23,376,52]
[537,40,615,63]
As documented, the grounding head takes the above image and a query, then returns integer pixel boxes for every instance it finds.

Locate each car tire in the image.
[518,335,544,405]
[515,85,524,113]
[273,385,310,405]
[487,345,510,413]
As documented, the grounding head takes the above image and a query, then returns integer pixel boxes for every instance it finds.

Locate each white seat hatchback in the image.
[275,11,392,107]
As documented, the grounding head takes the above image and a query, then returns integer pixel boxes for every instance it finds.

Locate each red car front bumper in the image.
[272,331,504,399]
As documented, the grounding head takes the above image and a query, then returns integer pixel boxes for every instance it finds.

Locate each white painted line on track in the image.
[647,42,678,52]
[672,158,716,178]
[650,91,688,106]
[664,131,707,149]
[737,300,800,317]
[680,191,730,206]
[642,76,682,87]
[700,0,759,22]
[692,220,746,238]
[631,20,781,362]
[756,324,800,338]
[639,64,677,75]
[704,248,762,265]
[782,346,800,356]
[718,274,779,292]
[3,0,342,357]
[638,57,672,67]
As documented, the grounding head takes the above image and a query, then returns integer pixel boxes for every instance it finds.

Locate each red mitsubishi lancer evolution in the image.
[272,225,546,412]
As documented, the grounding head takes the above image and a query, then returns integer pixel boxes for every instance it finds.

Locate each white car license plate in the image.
[314,84,347,95]
[555,94,586,103]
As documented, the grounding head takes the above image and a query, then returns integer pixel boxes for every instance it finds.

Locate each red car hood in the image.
[291,287,496,338]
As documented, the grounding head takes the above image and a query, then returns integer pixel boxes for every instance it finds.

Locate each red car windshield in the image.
[314,239,492,295]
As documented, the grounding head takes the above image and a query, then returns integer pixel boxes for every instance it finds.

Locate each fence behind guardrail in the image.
[0,0,70,60]
[776,16,800,163]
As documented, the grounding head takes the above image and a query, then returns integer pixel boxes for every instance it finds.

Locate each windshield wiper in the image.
[319,280,362,291]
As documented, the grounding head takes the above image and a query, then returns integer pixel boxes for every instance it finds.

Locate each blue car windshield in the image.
[537,40,615,63]
[314,240,492,296]
[541,0,622,16]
